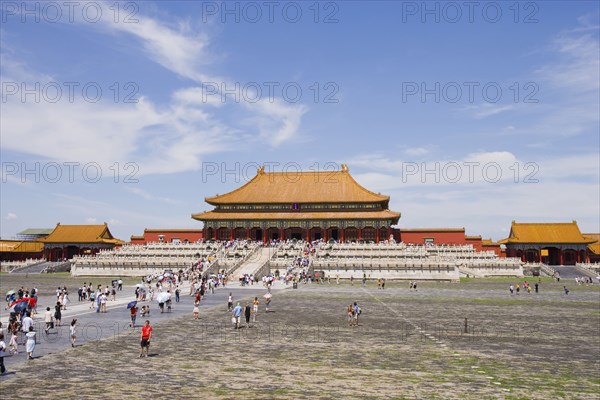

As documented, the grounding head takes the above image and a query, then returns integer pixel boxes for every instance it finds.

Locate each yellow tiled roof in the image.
[584,233,600,255]
[482,239,499,246]
[205,165,389,205]
[0,240,44,253]
[465,235,482,240]
[193,210,401,222]
[40,224,123,244]
[502,221,595,244]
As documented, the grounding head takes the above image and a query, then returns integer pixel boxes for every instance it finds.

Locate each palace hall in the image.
[192,165,400,243]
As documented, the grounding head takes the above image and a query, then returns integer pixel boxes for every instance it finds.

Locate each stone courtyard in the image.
[1,276,599,399]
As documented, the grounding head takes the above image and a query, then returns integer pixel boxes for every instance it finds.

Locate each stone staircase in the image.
[10,261,70,274]
[228,247,273,283]
[554,265,595,280]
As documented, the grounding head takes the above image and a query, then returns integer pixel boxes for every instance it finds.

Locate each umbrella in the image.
[6,289,15,296]
[158,275,164,281]
[156,292,170,303]
[263,293,272,299]
[127,300,137,309]
[13,301,29,313]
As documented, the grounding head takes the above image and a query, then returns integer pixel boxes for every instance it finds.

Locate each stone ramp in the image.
[228,248,273,284]
[554,266,594,280]
[9,261,60,274]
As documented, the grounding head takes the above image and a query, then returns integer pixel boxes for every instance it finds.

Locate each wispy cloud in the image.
[1,5,308,176]
[126,187,184,205]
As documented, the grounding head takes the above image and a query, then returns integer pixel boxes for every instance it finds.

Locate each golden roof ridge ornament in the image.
[258,165,265,174]
[341,163,349,172]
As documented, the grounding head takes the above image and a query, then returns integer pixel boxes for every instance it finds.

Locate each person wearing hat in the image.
[70,319,77,347]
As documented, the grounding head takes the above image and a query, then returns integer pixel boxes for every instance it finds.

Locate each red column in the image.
[306,229,310,242]
[230,229,234,241]
[358,229,362,241]
[341,228,345,243]
[559,249,563,265]
[538,249,542,263]
[323,229,327,242]
[280,228,284,241]
[376,229,380,243]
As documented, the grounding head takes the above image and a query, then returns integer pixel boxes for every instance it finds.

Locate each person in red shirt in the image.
[130,306,138,329]
[139,320,152,358]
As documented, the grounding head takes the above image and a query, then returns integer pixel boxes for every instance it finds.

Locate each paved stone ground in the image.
[0,276,598,399]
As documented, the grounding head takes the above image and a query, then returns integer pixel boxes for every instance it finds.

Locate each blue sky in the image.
[1,1,599,241]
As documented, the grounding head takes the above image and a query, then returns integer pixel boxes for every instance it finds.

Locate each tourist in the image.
[516,284,520,294]
[353,302,361,326]
[118,279,123,291]
[175,287,180,303]
[227,293,233,312]
[509,285,514,295]
[130,305,138,328]
[21,312,33,334]
[111,286,117,301]
[347,304,354,326]
[265,296,272,312]
[0,332,7,375]
[70,319,77,347]
[232,302,242,329]
[8,318,19,355]
[362,273,367,287]
[62,290,70,310]
[44,307,54,333]
[139,320,152,358]
[89,290,96,309]
[100,292,108,313]
[25,326,36,360]
[252,297,259,322]
[563,286,570,295]
[193,301,200,320]
[535,282,539,293]
[244,302,252,328]
[381,279,386,289]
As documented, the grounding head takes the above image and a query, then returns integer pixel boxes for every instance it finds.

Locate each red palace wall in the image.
[400,230,467,245]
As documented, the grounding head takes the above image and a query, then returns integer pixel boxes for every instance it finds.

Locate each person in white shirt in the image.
[44,307,54,333]
[21,314,33,333]
[69,319,77,347]
[0,332,7,374]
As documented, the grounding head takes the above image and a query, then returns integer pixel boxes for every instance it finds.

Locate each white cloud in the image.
[126,187,184,205]
[404,147,430,157]
[463,104,515,119]
[85,217,97,224]
[5,212,17,220]
[1,6,308,177]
